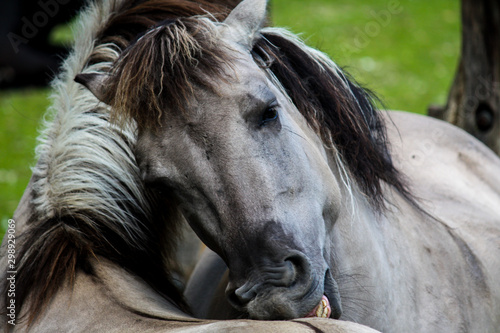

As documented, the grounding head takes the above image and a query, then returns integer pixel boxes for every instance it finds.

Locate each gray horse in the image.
[78,0,500,331]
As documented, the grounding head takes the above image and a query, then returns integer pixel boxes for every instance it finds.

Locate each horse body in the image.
[332,111,500,331]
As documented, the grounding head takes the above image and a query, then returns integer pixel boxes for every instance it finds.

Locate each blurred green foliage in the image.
[272,0,460,113]
[0,90,50,233]
[0,0,459,237]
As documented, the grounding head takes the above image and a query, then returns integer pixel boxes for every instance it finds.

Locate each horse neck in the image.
[328,182,389,276]
[324,154,399,322]
[327,167,432,327]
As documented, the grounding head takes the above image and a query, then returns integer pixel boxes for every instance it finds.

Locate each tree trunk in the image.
[428,0,500,155]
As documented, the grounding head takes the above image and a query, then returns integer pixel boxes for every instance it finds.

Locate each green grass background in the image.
[0,0,460,236]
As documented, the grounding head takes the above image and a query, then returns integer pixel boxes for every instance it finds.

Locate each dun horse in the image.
[2,0,500,332]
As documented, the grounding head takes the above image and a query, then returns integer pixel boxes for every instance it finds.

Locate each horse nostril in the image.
[281,260,296,286]
[227,283,258,309]
[236,287,254,303]
[284,253,310,280]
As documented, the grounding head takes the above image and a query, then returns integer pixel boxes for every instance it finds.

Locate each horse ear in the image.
[222,0,268,47]
[75,73,112,105]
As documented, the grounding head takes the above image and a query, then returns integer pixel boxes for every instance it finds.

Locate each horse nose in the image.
[226,255,307,309]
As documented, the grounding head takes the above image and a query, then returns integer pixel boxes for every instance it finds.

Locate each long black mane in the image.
[252,30,413,209]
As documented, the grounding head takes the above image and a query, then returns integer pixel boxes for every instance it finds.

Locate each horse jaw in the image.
[221,0,268,48]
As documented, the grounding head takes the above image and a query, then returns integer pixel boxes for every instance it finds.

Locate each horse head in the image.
[77,0,405,320]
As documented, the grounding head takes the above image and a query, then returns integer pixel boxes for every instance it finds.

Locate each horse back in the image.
[386,111,500,329]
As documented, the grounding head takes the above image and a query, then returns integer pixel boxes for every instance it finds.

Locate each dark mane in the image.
[2,0,240,326]
[252,31,414,209]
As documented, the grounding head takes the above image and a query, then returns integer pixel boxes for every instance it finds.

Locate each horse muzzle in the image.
[225,252,342,320]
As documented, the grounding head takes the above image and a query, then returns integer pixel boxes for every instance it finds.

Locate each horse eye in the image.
[260,107,279,126]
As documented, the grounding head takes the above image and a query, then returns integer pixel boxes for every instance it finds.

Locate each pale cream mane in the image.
[32,0,156,250]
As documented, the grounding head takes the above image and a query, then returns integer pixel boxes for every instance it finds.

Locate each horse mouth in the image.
[305,295,332,318]
[305,269,342,319]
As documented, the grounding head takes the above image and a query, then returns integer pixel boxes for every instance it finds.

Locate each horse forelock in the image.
[252,28,414,210]
[102,16,234,131]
